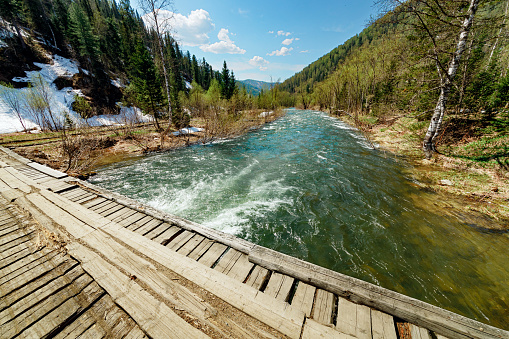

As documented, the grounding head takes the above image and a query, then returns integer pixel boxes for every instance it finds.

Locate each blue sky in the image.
[141,0,377,82]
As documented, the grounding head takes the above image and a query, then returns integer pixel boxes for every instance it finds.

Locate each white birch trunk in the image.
[423,0,480,159]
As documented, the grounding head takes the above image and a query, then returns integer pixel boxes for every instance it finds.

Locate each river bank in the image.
[335,112,509,230]
[1,109,285,177]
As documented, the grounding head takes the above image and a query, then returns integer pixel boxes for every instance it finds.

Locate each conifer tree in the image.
[68,2,100,65]
[129,39,165,130]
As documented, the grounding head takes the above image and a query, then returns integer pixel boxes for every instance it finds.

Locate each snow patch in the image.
[172,127,204,136]
[259,111,273,118]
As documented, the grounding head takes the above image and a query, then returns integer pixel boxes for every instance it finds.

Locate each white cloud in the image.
[277,30,291,37]
[268,30,274,34]
[238,8,248,15]
[249,56,269,71]
[142,9,215,47]
[200,28,246,54]
[268,47,293,56]
[282,38,295,45]
[300,50,309,53]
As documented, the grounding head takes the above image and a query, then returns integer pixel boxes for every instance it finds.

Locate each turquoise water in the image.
[90,109,509,329]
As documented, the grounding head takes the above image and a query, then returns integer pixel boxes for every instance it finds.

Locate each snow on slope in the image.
[0,54,152,134]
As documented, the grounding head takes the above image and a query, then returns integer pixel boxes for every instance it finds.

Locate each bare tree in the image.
[138,0,173,130]
[0,83,28,132]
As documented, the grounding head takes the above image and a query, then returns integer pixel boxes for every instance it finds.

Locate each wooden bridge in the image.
[0,145,507,339]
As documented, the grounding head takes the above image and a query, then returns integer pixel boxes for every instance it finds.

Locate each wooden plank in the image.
[53,295,110,339]
[101,223,305,339]
[312,289,334,325]
[409,324,433,339]
[0,259,76,301]
[67,242,210,339]
[245,265,270,290]
[0,146,31,164]
[79,230,219,327]
[197,242,228,267]
[226,253,254,282]
[166,230,194,250]
[60,188,85,199]
[120,213,149,228]
[187,238,214,261]
[26,193,95,239]
[0,250,60,286]
[0,243,32,263]
[142,221,169,239]
[27,161,67,179]
[38,189,110,229]
[131,217,162,234]
[291,282,316,317]
[151,226,180,244]
[73,193,98,205]
[177,234,205,256]
[82,197,108,208]
[264,272,294,302]
[372,309,397,339]
[97,203,125,217]
[249,245,508,339]
[87,199,113,211]
[0,229,34,255]
[302,318,356,339]
[214,249,253,282]
[0,272,92,337]
[124,326,148,339]
[19,281,104,338]
[109,207,138,223]
[0,265,85,325]
[336,297,372,339]
[93,201,121,214]
[0,167,31,193]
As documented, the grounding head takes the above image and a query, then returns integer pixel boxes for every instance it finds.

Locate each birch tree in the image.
[376,0,482,158]
[138,0,173,131]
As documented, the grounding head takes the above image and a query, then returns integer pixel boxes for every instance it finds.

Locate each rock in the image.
[491,187,499,192]
[439,179,453,186]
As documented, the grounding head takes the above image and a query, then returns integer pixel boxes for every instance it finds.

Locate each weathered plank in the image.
[26,193,95,239]
[27,161,67,179]
[198,242,228,267]
[166,230,194,250]
[336,297,372,339]
[19,281,104,338]
[410,324,433,339]
[109,207,138,223]
[0,265,85,325]
[67,242,210,339]
[38,189,110,229]
[152,226,180,244]
[224,252,254,282]
[102,223,305,339]
[142,221,170,239]
[187,238,214,261]
[87,199,113,211]
[79,229,219,326]
[0,259,76,302]
[120,212,149,228]
[0,250,60,286]
[176,234,206,256]
[131,218,162,235]
[291,282,316,317]
[372,309,398,339]
[98,203,125,217]
[245,265,270,290]
[302,318,356,339]
[249,245,507,339]
[73,193,97,205]
[264,272,294,302]
[312,289,335,325]
[0,167,31,193]
[82,197,108,208]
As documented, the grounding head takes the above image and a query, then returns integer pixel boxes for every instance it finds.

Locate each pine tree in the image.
[68,2,100,65]
[0,0,26,48]
[129,39,165,130]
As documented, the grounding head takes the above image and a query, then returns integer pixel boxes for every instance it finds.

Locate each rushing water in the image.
[90,109,509,329]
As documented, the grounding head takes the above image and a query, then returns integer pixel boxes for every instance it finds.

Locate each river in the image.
[89,109,509,329]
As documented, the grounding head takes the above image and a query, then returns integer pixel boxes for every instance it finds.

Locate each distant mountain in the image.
[236,79,276,95]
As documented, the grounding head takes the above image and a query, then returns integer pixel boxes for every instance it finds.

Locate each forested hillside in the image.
[278,0,508,168]
[0,0,262,128]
